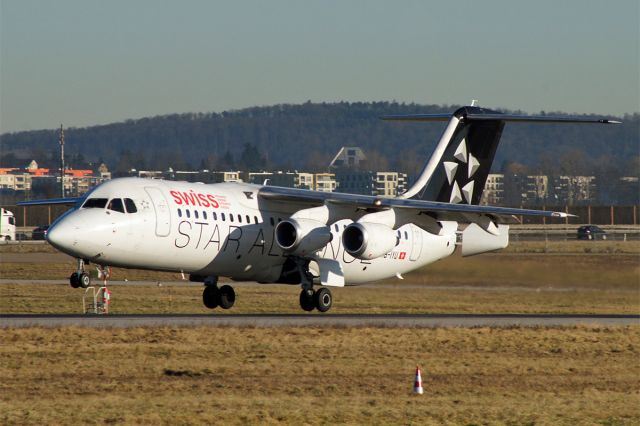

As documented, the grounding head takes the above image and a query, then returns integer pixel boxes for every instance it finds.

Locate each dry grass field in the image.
[1,240,638,315]
[1,241,639,424]
[0,326,638,425]
[1,280,638,315]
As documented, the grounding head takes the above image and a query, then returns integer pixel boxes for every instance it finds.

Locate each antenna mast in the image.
[59,125,65,197]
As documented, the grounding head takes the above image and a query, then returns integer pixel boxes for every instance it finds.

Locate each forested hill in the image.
[0,102,637,176]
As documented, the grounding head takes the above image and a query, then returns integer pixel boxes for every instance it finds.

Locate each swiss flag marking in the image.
[399,252,406,260]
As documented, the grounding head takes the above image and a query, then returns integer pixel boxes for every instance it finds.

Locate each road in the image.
[1,313,638,328]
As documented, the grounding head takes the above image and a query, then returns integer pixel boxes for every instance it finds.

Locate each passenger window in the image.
[194,210,199,219]
[186,210,191,218]
[221,213,226,221]
[107,198,125,213]
[397,231,401,239]
[404,231,409,240]
[9,217,15,225]
[246,215,250,223]
[124,198,137,213]
[83,198,108,209]
[203,211,207,220]
[335,224,339,232]
[237,214,242,223]
[254,216,258,224]
[178,208,182,218]
[230,214,234,222]
[213,212,218,221]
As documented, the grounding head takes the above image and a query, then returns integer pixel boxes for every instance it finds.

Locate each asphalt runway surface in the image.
[1,313,638,328]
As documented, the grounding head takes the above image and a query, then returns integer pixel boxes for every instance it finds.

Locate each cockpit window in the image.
[83,198,108,209]
[124,198,137,213]
[107,198,125,213]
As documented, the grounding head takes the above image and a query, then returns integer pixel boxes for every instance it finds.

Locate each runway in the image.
[1,313,638,328]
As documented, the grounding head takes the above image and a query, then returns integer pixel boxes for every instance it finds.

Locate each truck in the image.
[0,208,16,241]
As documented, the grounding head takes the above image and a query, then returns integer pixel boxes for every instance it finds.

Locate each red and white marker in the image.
[413,365,424,394]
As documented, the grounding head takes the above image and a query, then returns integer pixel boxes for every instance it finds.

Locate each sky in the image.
[1,0,638,133]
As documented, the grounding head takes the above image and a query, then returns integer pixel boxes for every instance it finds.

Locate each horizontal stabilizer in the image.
[382,113,452,122]
[387,105,620,203]
[382,113,621,124]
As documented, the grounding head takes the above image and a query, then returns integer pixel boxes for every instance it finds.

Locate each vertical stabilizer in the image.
[382,106,619,205]
[387,106,505,205]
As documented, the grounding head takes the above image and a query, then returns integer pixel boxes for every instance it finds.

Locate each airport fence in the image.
[518,205,639,226]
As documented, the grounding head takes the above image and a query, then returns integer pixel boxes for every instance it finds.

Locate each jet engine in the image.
[275,218,332,256]
[342,222,398,260]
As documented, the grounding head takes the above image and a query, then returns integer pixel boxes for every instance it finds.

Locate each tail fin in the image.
[384,106,620,205]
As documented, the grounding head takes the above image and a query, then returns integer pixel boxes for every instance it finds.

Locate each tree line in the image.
[1,102,637,181]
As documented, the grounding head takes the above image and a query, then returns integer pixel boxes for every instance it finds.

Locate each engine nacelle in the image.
[275,218,332,256]
[342,222,398,260]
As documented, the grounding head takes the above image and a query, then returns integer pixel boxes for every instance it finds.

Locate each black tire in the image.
[78,272,91,288]
[219,285,236,309]
[299,289,315,312]
[69,272,80,288]
[314,287,332,313]
[202,286,220,309]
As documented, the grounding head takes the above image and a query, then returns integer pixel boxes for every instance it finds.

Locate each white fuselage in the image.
[47,178,456,285]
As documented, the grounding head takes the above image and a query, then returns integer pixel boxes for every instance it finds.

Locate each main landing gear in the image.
[295,257,332,313]
[69,258,91,289]
[299,287,332,313]
[202,276,235,310]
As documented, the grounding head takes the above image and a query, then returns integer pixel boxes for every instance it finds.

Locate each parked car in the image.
[577,225,607,240]
[32,225,49,240]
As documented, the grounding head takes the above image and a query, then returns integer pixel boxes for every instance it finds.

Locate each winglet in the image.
[551,211,578,218]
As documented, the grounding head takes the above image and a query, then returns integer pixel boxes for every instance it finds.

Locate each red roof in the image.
[29,168,50,176]
[64,170,93,177]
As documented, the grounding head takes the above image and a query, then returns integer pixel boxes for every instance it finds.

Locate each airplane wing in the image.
[257,185,572,225]
[17,197,82,206]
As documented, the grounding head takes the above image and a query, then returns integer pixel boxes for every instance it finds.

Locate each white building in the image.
[314,173,337,192]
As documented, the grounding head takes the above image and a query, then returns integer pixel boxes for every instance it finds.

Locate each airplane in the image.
[19,104,620,312]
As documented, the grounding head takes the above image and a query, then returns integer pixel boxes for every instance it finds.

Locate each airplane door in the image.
[144,187,171,237]
[409,225,423,261]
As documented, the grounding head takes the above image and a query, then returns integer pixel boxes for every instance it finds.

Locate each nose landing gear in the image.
[69,259,91,289]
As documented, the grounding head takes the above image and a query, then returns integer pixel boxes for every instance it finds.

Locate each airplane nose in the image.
[46,216,81,253]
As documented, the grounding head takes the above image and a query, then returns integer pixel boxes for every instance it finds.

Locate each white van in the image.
[0,208,16,241]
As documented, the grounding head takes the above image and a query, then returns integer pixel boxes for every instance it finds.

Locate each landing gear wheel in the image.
[299,289,315,312]
[219,285,236,310]
[202,286,220,309]
[314,287,332,313]
[78,272,91,289]
[69,272,80,288]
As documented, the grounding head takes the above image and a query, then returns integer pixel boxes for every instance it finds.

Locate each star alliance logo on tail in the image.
[443,137,480,204]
